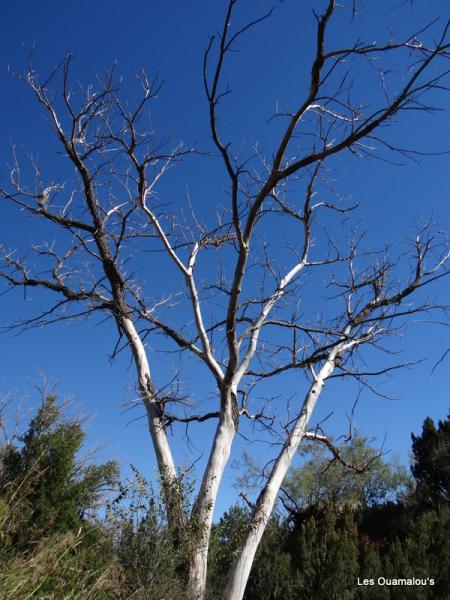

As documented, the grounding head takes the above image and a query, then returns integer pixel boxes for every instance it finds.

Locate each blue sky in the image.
[0,0,449,514]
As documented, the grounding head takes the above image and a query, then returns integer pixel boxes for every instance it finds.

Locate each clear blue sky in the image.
[0,0,449,514]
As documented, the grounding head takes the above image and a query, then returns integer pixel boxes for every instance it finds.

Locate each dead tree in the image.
[1,1,449,598]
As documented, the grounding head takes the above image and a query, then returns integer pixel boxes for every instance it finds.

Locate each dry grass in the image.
[0,529,124,600]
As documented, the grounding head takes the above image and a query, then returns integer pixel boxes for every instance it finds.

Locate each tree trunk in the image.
[122,317,185,535]
[188,388,237,599]
[223,359,336,600]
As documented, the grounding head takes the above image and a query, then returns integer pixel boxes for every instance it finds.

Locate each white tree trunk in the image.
[188,393,237,599]
[223,358,336,600]
[122,317,179,489]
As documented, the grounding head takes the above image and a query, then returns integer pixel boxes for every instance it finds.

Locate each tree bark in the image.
[121,316,185,536]
[188,387,237,599]
[223,358,336,600]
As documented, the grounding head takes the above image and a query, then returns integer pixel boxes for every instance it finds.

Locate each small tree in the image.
[281,434,409,511]
[0,394,118,548]
[1,2,449,597]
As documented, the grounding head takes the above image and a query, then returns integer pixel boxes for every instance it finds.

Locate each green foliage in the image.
[1,397,449,599]
[208,505,250,596]
[0,395,118,550]
[288,504,359,600]
[208,507,298,600]
[229,419,450,599]
[411,413,450,510]
[0,394,125,599]
[357,544,389,600]
[0,393,199,598]
[245,517,299,600]
[106,465,191,599]
[283,434,410,510]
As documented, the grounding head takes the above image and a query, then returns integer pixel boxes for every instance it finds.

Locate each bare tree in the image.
[1,1,449,598]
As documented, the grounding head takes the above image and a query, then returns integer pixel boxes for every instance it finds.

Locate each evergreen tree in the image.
[288,504,359,600]
[357,543,389,600]
[0,395,118,549]
[411,413,450,510]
